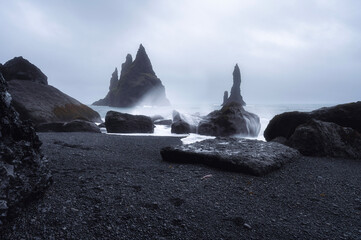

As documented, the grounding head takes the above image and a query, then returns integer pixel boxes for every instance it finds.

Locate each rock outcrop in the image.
[105,111,154,133]
[2,57,101,125]
[222,64,246,106]
[198,102,260,137]
[0,73,52,225]
[161,138,300,176]
[264,102,361,141]
[93,44,170,107]
[287,120,361,159]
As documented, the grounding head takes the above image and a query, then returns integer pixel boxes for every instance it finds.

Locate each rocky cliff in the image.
[93,44,170,107]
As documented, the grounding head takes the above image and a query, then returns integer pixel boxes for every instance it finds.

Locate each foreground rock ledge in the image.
[161,138,300,176]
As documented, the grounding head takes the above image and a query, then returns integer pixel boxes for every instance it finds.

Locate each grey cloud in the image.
[1,0,360,105]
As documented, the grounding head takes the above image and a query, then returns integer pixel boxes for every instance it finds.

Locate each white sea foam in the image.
[90,103,332,143]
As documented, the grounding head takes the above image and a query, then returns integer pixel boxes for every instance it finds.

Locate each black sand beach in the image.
[1,133,360,239]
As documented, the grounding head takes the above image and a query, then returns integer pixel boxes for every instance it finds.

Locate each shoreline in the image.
[1,132,360,239]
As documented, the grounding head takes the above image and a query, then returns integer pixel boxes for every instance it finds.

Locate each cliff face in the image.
[93,44,170,107]
[223,64,246,106]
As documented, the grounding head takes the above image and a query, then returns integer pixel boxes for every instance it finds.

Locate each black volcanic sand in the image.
[1,133,361,239]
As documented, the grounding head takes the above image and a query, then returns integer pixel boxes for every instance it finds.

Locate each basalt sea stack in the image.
[93,44,170,107]
[198,64,260,137]
[222,64,246,106]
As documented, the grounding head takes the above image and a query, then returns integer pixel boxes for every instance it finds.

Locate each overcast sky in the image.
[1,0,360,105]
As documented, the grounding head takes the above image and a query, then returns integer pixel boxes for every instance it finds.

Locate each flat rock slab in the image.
[161,138,300,176]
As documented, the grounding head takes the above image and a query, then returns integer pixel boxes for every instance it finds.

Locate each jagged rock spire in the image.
[131,44,155,75]
[109,68,118,90]
[223,91,228,105]
[120,54,133,77]
[223,64,246,106]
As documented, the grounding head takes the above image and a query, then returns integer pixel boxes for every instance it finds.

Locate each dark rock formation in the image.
[223,64,246,106]
[109,68,119,90]
[264,102,361,141]
[0,73,52,225]
[105,111,154,133]
[36,120,100,133]
[198,102,260,137]
[161,138,300,176]
[287,120,361,159]
[223,91,228,105]
[1,57,101,125]
[93,44,170,107]
[7,80,101,125]
[171,111,196,134]
[2,57,48,85]
[35,122,65,132]
[120,54,133,78]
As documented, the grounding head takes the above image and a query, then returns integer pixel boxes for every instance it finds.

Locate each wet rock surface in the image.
[93,44,170,107]
[264,101,361,141]
[198,102,261,137]
[1,132,360,239]
[0,73,52,225]
[105,111,154,133]
[287,119,361,159]
[161,138,300,176]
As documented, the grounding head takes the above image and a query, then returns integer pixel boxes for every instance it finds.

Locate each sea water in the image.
[89,103,334,143]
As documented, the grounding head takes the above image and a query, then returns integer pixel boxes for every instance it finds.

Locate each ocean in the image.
[89,103,334,142]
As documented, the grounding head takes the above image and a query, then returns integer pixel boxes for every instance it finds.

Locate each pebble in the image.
[243,223,252,230]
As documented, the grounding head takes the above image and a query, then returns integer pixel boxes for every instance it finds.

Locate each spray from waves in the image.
[89,103,329,144]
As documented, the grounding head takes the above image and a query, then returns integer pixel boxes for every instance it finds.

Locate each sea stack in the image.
[198,65,260,137]
[93,44,170,107]
[222,64,246,106]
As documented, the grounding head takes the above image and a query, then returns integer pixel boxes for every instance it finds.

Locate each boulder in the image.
[222,64,246,106]
[7,80,101,124]
[287,119,361,159]
[161,138,300,176]
[2,56,48,85]
[264,102,361,141]
[93,44,170,107]
[1,57,101,125]
[0,73,52,225]
[198,102,260,137]
[63,120,101,133]
[105,111,154,133]
[171,111,196,134]
[35,120,101,133]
